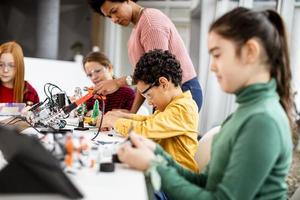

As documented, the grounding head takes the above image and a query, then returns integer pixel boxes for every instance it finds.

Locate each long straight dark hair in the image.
[209,7,295,139]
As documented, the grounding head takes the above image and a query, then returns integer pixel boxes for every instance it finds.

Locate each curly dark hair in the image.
[86,0,138,16]
[133,49,182,87]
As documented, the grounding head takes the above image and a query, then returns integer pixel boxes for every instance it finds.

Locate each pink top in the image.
[128,8,196,83]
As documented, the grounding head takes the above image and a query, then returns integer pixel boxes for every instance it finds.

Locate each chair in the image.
[291,185,300,200]
[195,126,221,172]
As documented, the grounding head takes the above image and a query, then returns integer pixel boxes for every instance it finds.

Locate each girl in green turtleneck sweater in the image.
[116,7,295,200]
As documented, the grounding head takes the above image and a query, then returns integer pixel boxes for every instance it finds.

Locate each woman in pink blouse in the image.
[87,0,202,113]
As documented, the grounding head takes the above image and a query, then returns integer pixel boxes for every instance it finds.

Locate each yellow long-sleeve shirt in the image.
[115,91,199,172]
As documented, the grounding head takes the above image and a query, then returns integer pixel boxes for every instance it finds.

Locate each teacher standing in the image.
[87,0,203,112]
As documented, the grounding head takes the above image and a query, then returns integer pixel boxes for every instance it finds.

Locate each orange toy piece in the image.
[84,87,106,101]
[79,136,88,152]
[62,87,106,114]
[65,134,74,167]
[90,159,95,168]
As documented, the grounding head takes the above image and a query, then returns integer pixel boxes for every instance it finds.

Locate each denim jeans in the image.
[154,191,169,200]
[181,77,203,112]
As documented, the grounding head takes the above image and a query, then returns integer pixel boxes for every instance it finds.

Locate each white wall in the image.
[191,0,300,134]
[24,57,91,101]
[23,57,151,115]
[291,6,300,111]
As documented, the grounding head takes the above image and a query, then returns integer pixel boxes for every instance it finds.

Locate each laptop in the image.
[0,126,83,199]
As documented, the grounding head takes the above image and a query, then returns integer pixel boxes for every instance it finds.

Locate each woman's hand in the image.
[117,133,155,171]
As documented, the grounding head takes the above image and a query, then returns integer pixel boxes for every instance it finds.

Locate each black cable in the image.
[48,84,57,106]
[9,82,69,134]
[7,118,23,125]
[48,84,53,100]
[44,83,58,99]
[19,117,45,134]
[49,84,62,102]
[47,83,63,91]
[18,115,57,135]
[47,83,71,114]
[66,94,72,105]
[1,116,43,134]
[43,83,50,99]
[44,83,64,108]
[7,118,42,134]
[1,116,19,126]
[91,96,106,141]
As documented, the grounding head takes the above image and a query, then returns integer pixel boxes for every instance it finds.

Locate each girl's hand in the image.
[94,79,119,96]
[117,134,155,171]
[129,132,156,151]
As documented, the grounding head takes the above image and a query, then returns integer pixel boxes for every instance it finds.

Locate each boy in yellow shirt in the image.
[100,49,199,172]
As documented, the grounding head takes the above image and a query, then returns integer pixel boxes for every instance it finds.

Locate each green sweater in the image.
[154,79,292,200]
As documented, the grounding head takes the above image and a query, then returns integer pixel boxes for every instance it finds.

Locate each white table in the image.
[0,119,149,200]
[62,126,149,200]
[69,164,148,200]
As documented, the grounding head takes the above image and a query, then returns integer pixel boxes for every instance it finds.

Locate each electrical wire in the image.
[43,83,71,109]
[91,96,106,141]
[7,118,23,125]
[1,116,19,126]
[1,115,44,134]
[2,83,80,137]
[20,117,45,134]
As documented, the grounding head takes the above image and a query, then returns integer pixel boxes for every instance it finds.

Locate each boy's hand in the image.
[106,110,132,119]
[97,111,119,128]
[112,109,130,113]
[85,110,92,117]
